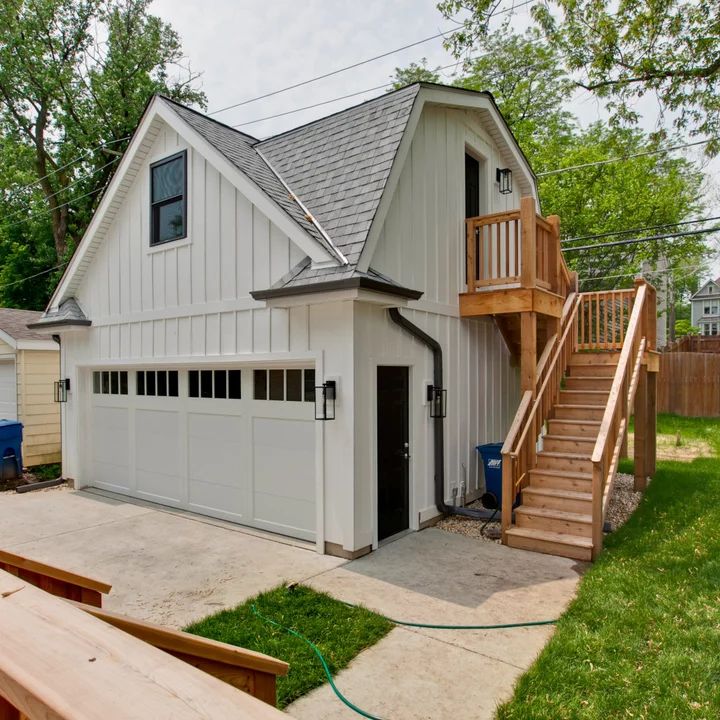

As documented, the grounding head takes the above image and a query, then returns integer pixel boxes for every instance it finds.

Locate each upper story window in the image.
[150,151,187,246]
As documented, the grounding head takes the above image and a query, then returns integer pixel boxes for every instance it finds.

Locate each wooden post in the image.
[547,214,560,294]
[634,365,648,491]
[520,196,537,289]
[646,369,657,477]
[466,219,476,290]
[501,457,513,543]
[0,696,20,720]
[591,464,604,560]
[521,312,537,395]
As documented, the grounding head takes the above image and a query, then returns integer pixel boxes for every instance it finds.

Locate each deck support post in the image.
[634,365,648,491]
[646,370,657,477]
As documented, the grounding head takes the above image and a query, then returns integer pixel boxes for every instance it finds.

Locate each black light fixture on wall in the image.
[314,380,336,421]
[54,378,70,403]
[426,384,447,419]
[496,167,513,194]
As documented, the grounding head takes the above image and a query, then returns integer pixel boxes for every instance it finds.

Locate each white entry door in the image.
[0,360,17,421]
[88,366,316,541]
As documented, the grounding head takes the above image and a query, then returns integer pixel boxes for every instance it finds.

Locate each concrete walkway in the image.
[0,487,585,718]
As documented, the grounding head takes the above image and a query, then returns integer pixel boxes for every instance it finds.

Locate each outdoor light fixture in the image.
[54,378,70,403]
[496,167,513,194]
[426,384,447,419]
[315,380,336,421]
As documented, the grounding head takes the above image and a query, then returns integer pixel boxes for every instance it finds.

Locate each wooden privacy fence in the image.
[666,335,720,354]
[658,352,720,417]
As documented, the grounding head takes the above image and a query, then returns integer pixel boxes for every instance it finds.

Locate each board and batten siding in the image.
[73,121,307,362]
[16,350,61,466]
[355,103,523,545]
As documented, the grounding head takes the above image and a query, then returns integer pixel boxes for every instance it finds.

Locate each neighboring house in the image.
[690,278,720,335]
[0,309,61,467]
[29,83,539,557]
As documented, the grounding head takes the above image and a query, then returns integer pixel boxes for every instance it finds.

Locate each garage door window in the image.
[253,368,315,402]
[93,371,128,395]
[188,369,241,399]
[137,370,179,397]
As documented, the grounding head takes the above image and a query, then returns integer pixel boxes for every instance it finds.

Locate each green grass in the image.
[498,415,720,720]
[28,462,62,480]
[184,584,392,709]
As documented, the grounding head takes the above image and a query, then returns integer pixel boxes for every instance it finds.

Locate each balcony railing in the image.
[465,196,573,299]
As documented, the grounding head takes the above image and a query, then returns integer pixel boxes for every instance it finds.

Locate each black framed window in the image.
[253,368,315,402]
[136,370,179,397]
[188,369,242,399]
[93,370,128,396]
[150,151,187,246]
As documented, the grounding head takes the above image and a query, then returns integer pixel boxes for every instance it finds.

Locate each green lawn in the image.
[184,584,392,709]
[498,414,720,720]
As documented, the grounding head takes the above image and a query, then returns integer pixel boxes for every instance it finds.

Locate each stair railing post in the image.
[547,214,561,295]
[591,463,603,559]
[520,197,537,289]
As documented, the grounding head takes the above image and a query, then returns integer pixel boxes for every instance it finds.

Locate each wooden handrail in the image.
[0,549,111,607]
[501,390,532,456]
[0,569,287,719]
[591,284,647,463]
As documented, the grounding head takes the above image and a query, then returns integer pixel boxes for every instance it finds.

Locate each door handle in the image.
[403,452,411,460]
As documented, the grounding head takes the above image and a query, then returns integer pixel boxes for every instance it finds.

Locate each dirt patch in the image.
[627,433,712,462]
[436,501,502,543]
[0,466,66,494]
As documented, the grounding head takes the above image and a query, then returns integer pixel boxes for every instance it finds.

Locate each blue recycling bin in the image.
[0,420,23,480]
[476,442,504,510]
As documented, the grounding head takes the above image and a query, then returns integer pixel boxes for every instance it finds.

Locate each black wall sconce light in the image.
[496,167,513,194]
[315,380,336,421]
[426,384,447,419]
[54,378,70,403]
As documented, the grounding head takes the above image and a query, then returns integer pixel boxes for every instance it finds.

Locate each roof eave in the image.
[251,277,423,301]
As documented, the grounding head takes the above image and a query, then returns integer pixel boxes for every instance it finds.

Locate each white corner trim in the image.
[0,329,17,349]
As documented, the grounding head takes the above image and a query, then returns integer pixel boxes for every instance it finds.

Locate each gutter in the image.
[252,277,423,301]
[387,308,489,520]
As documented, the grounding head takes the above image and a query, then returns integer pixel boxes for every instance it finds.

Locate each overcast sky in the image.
[151,0,719,281]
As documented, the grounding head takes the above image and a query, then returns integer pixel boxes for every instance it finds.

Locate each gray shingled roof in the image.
[0,308,46,341]
[27,298,90,329]
[257,84,420,287]
[161,98,344,263]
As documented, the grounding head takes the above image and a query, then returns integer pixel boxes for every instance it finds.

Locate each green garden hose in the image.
[251,599,558,720]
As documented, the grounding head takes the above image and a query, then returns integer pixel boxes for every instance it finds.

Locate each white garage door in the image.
[0,360,17,421]
[88,366,317,541]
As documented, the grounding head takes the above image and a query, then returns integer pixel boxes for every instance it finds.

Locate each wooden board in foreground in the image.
[0,569,286,720]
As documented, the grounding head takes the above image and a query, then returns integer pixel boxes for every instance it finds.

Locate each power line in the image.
[562,215,720,244]
[537,138,715,177]
[4,135,131,201]
[0,261,68,290]
[211,0,538,118]
[563,225,720,253]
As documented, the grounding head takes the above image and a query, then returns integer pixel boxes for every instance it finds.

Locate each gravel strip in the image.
[437,501,502,543]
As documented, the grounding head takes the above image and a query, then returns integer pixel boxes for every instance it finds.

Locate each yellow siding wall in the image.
[16,349,61,466]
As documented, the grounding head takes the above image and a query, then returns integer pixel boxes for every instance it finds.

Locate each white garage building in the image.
[30,84,534,557]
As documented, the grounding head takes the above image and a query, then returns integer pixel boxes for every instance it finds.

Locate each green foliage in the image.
[498,415,720,719]
[674,319,700,336]
[390,58,440,89]
[0,0,205,309]
[185,584,392,709]
[438,0,720,152]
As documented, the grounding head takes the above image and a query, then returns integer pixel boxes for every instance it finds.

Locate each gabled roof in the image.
[0,308,45,341]
[256,84,421,286]
[27,298,90,331]
[691,277,720,299]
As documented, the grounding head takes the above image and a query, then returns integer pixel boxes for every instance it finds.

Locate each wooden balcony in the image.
[460,196,575,319]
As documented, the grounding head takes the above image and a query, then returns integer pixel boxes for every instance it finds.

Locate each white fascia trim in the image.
[259,287,411,310]
[357,86,538,273]
[256,148,348,266]
[16,339,60,351]
[0,329,17,349]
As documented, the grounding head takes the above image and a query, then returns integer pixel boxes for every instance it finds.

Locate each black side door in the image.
[377,366,410,541]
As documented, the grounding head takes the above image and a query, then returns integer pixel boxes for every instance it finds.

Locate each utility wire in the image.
[537,138,715,177]
[563,225,720,253]
[562,215,720,244]
[0,262,68,290]
[210,0,537,118]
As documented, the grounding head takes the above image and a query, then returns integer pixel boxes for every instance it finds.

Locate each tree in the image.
[0,0,205,275]
[437,0,720,152]
[674,319,700,336]
[390,58,440,89]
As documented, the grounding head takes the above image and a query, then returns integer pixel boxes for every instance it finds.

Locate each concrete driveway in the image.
[0,487,584,719]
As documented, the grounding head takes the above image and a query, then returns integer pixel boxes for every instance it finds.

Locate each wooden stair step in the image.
[542,435,596,454]
[528,468,592,491]
[564,376,613,390]
[553,404,606,420]
[547,418,601,438]
[537,450,592,473]
[522,486,592,513]
[567,363,617,377]
[515,506,593,537]
[505,527,593,561]
[559,390,609,405]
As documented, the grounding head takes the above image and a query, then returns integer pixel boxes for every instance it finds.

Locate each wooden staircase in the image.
[505,351,619,561]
